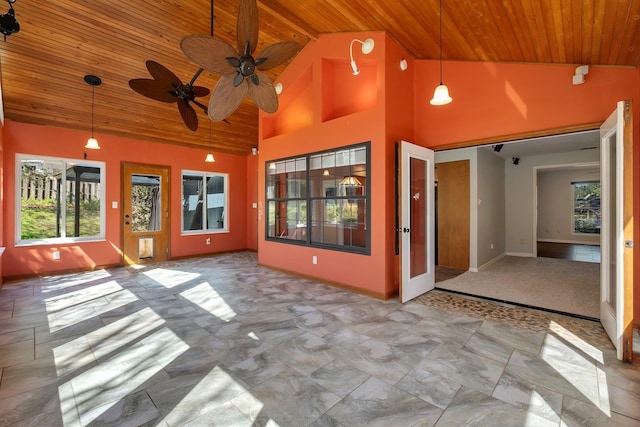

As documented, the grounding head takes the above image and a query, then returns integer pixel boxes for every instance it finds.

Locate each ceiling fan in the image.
[180,0,300,121]
[128,62,210,132]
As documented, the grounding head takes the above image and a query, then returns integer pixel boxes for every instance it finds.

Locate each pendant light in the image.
[84,74,102,149]
[430,0,452,106]
[205,121,215,162]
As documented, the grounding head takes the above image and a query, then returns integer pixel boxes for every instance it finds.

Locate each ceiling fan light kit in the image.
[349,37,375,75]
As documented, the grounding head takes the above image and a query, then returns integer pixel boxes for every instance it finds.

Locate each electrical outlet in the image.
[206,237,211,245]
[52,251,60,260]
[312,256,317,265]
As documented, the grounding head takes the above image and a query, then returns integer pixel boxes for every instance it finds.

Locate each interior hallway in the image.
[0,252,638,426]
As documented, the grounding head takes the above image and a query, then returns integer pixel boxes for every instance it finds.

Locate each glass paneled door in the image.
[399,141,435,302]
[600,100,634,362]
[122,164,170,265]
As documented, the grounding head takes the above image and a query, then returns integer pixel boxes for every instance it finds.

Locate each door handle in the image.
[404,228,410,233]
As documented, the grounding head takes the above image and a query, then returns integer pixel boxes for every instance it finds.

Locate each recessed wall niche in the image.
[262,65,313,139]
[322,57,378,122]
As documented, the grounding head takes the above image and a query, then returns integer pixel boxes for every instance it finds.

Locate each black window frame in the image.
[265,142,371,255]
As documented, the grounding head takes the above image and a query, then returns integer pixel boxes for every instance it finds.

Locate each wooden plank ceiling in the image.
[1,0,638,156]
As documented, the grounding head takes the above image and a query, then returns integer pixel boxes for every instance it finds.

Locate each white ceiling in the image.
[482,130,601,161]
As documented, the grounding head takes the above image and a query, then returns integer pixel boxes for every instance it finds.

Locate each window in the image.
[266,143,370,254]
[182,171,228,233]
[572,181,600,234]
[17,155,105,244]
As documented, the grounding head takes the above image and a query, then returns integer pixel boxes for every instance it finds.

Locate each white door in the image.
[600,100,634,362]
[399,140,435,302]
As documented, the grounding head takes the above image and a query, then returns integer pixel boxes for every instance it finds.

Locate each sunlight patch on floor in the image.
[40,269,112,293]
[143,268,200,288]
[541,326,607,415]
[45,280,138,333]
[57,310,188,426]
[548,320,604,363]
[180,282,237,322]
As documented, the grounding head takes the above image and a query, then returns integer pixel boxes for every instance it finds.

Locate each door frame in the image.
[121,162,171,266]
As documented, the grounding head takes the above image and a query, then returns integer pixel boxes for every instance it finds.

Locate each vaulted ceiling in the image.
[1,0,638,155]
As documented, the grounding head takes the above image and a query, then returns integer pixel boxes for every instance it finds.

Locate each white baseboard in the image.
[537,238,600,246]
[474,253,506,272]
[505,252,535,258]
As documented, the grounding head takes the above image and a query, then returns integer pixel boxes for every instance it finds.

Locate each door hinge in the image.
[624,101,631,123]
[624,337,631,361]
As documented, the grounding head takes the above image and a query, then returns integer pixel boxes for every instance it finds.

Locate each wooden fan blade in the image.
[247,71,278,114]
[256,42,301,70]
[236,0,259,55]
[177,100,198,131]
[191,85,210,97]
[129,79,176,103]
[145,60,181,86]
[208,74,248,121]
[181,36,237,75]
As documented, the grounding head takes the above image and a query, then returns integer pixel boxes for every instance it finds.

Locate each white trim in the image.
[537,238,601,246]
[474,253,506,272]
[505,251,535,258]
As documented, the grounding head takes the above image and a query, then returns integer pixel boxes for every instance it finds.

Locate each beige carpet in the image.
[435,256,600,319]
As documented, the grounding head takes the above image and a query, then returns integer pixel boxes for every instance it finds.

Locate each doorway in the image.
[122,163,171,265]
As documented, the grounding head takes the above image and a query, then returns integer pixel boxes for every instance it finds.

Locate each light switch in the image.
[112,201,118,209]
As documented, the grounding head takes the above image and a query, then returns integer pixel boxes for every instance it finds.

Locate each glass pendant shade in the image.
[430,84,452,106]
[205,152,215,163]
[85,137,100,149]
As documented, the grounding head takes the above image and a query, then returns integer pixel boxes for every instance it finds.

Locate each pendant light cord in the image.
[438,0,443,85]
[91,85,95,138]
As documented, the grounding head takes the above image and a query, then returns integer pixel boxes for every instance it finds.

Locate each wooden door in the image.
[122,163,171,265]
[436,160,470,270]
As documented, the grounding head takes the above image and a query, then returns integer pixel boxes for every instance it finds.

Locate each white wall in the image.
[505,149,600,256]
[537,167,600,245]
[477,148,505,267]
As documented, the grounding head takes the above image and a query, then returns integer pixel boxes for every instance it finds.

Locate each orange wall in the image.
[2,120,248,278]
[415,60,640,322]
[258,33,397,299]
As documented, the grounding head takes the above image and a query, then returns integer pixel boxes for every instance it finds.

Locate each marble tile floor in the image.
[0,251,638,426]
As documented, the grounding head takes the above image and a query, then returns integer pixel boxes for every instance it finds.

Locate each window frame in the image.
[571,180,601,236]
[181,170,229,235]
[15,154,106,246]
[265,142,371,255]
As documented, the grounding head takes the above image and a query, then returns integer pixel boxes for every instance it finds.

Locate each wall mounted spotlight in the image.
[252,147,258,156]
[275,82,283,95]
[349,37,375,75]
[399,59,408,71]
[512,157,520,165]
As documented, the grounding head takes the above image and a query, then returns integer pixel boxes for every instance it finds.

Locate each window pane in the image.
[573,181,600,234]
[182,174,203,231]
[206,175,225,230]
[265,143,369,254]
[131,174,161,232]
[65,165,102,237]
[20,159,63,240]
